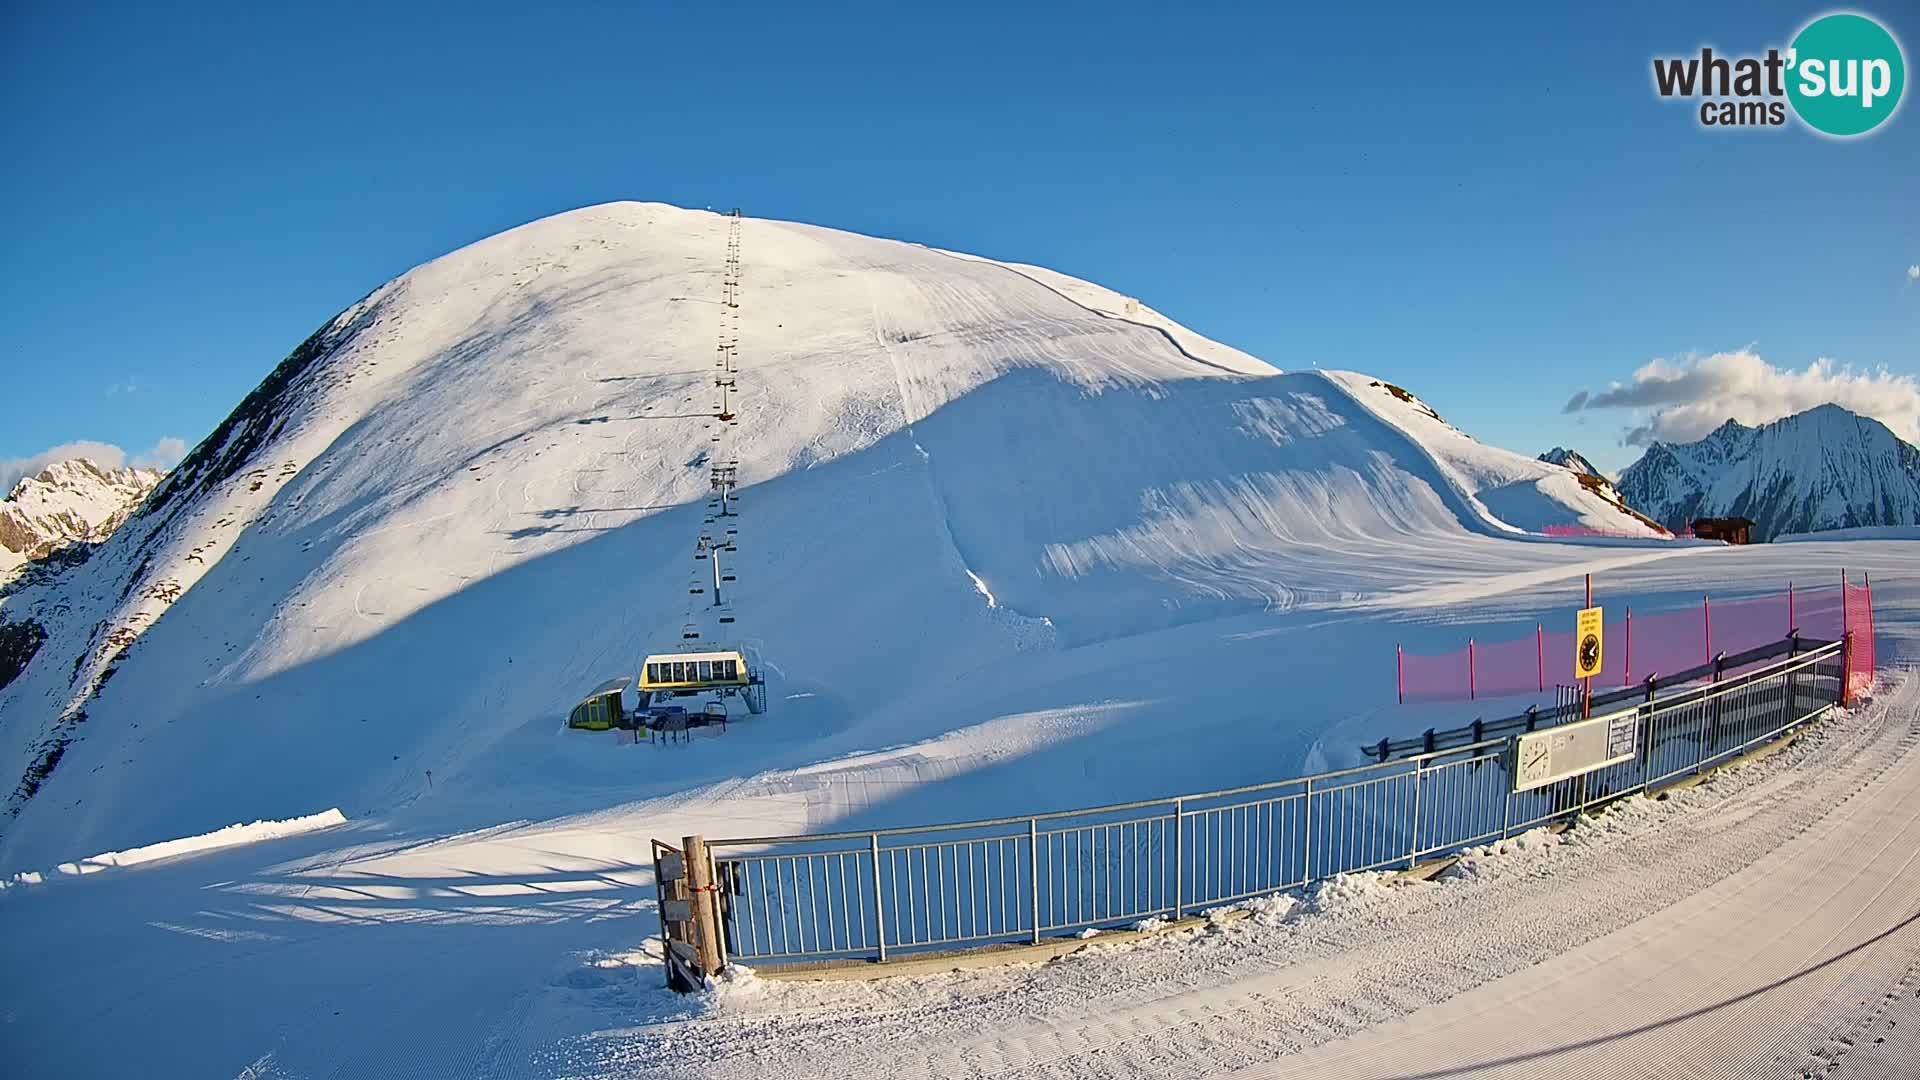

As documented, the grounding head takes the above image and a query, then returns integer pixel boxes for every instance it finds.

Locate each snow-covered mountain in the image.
[0,202,1663,867]
[1538,446,1602,477]
[1320,381,1662,537]
[0,459,164,578]
[1617,406,1920,541]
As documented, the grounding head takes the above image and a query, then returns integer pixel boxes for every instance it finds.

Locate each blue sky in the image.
[2,0,1914,481]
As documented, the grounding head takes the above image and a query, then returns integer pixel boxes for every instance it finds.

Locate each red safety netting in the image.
[1398,582,1854,703]
[1541,524,1670,539]
[1844,578,1877,703]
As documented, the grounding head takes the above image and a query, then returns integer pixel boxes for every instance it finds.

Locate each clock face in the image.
[1519,742,1551,782]
[1578,633,1601,673]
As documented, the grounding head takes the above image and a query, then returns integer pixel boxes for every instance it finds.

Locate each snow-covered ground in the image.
[0,203,1911,1078]
[0,540,1908,1079]
[566,670,1920,1080]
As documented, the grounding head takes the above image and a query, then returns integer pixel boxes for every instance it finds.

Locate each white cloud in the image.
[1563,349,1920,447]
[134,437,188,471]
[1908,264,1919,283]
[1,437,190,492]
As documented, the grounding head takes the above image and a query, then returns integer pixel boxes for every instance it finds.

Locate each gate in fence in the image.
[652,634,1860,985]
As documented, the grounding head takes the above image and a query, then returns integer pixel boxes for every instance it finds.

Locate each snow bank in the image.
[1776,525,1920,543]
[2,807,345,890]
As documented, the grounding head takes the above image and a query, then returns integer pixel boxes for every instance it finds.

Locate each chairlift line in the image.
[608,204,768,728]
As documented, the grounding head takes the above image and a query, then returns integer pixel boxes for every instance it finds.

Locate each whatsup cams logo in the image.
[1653,11,1905,135]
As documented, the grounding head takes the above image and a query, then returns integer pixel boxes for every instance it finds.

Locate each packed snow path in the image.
[1250,675,1920,1080]
[566,673,1920,1080]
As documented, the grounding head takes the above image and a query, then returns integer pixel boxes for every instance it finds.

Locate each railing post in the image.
[1642,676,1658,794]
[1782,634,1796,730]
[1028,817,1042,943]
[870,833,886,963]
[1171,798,1184,919]
[1408,759,1423,869]
[1469,638,1477,700]
[1300,782,1313,885]
[1840,631,1853,707]
[1500,743,1514,839]
[1695,684,1712,776]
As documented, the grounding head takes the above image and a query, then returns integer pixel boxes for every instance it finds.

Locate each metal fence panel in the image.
[698,639,1849,967]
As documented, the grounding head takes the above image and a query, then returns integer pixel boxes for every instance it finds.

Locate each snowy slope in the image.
[2,202,1659,871]
[0,536,1908,1080]
[1618,405,1920,541]
[0,458,162,577]
[1321,373,1666,537]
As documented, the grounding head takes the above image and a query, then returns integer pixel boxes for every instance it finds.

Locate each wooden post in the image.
[683,835,724,979]
[656,841,702,992]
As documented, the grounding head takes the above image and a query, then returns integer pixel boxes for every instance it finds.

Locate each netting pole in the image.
[1622,606,1631,687]
[1536,623,1544,692]
[1841,627,1853,708]
[1865,572,1875,690]
[1705,593,1716,665]
[1397,645,1404,705]
[1788,581,1795,635]
[1469,638,1477,701]
[1840,569,1852,706]
[1584,575,1593,719]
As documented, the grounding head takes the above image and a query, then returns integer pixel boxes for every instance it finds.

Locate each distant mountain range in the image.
[1615,405,1920,541]
[1538,447,1603,479]
[1,459,164,579]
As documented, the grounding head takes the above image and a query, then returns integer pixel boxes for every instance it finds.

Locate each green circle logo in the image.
[1787,13,1905,136]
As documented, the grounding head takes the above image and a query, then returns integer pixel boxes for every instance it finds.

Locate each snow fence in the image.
[1396,579,1863,704]
[669,636,1857,974]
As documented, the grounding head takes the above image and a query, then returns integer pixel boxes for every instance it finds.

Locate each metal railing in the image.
[1367,632,1830,761]
[695,638,1847,968]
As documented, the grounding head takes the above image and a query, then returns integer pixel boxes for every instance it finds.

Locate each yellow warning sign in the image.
[1574,605,1604,679]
